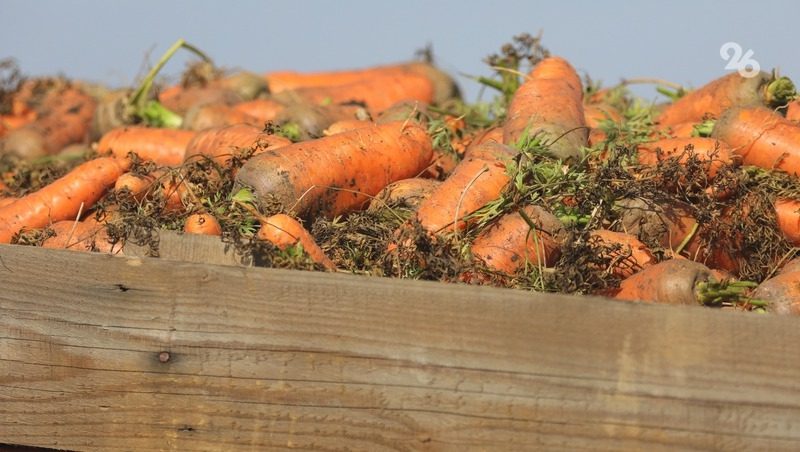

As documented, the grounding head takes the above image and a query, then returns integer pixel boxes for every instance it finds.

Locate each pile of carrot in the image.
[1,37,799,315]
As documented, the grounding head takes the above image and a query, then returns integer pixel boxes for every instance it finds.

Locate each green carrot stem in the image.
[674,222,699,255]
[129,38,213,117]
[765,76,796,109]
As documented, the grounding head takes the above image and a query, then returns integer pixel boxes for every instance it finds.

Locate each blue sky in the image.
[2,0,799,102]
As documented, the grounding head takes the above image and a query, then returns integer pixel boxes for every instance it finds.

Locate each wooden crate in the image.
[2,232,800,451]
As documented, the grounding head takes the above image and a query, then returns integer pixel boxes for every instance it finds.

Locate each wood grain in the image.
[1,244,800,451]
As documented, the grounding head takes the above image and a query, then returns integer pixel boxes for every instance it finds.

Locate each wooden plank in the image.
[122,230,250,267]
[1,245,800,451]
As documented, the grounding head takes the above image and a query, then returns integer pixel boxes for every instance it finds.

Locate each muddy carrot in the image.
[0,156,130,243]
[1,87,96,159]
[183,124,291,166]
[236,121,433,219]
[182,104,262,131]
[503,56,587,161]
[636,137,735,180]
[657,72,795,125]
[368,178,441,211]
[257,213,335,270]
[471,205,564,274]
[609,259,754,306]
[711,106,800,176]
[274,71,434,115]
[590,229,656,279]
[233,98,286,123]
[97,126,196,166]
[416,141,515,234]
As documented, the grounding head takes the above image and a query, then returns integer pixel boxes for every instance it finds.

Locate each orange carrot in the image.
[787,100,800,122]
[583,104,621,129]
[0,156,130,243]
[322,119,370,136]
[471,205,564,274]
[416,142,515,234]
[158,86,243,115]
[41,218,117,253]
[590,229,656,279]
[183,124,292,166]
[265,61,458,104]
[752,270,800,315]
[587,128,608,147]
[233,98,286,123]
[657,72,795,125]
[182,104,262,131]
[503,57,587,161]
[423,148,460,180]
[159,71,268,109]
[609,259,748,306]
[236,121,433,219]
[184,212,222,236]
[369,178,441,210]
[636,137,735,180]
[774,198,800,246]
[114,170,160,201]
[0,109,37,133]
[97,126,196,166]
[712,106,800,175]
[1,87,96,159]
[274,71,434,115]
[257,213,335,270]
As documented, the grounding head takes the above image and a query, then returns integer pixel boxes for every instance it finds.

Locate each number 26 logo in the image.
[720,42,760,78]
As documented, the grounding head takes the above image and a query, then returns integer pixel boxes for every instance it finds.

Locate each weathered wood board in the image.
[2,243,800,451]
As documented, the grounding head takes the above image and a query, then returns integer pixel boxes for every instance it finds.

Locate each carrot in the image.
[114,171,160,201]
[41,218,117,253]
[183,124,292,166]
[423,148,460,180]
[265,61,458,104]
[184,212,222,236]
[1,87,96,159]
[636,137,735,180]
[787,100,800,122]
[274,71,434,115]
[752,271,800,315]
[658,72,795,125]
[469,127,504,152]
[256,213,335,270]
[233,98,286,123]
[778,257,800,275]
[274,100,367,140]
[711,106,800,175]
[0,197,15,208]
[416,141,515,234]
[583,104,621,129]
[322,119,370,136]
[0,109,37,132]
[588,128,608,147]
[236,121,433,219]
[182,104,262,131]
[158,86,243,115]
[97,126,196,166]
[609,259,753,306]
[503,57,587,161]
[774,198,800,246]
[368,178,441,211]
[471,205,564,274]
[0,156,130,243]
[590,229,656,279]
[160,71,268,107]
